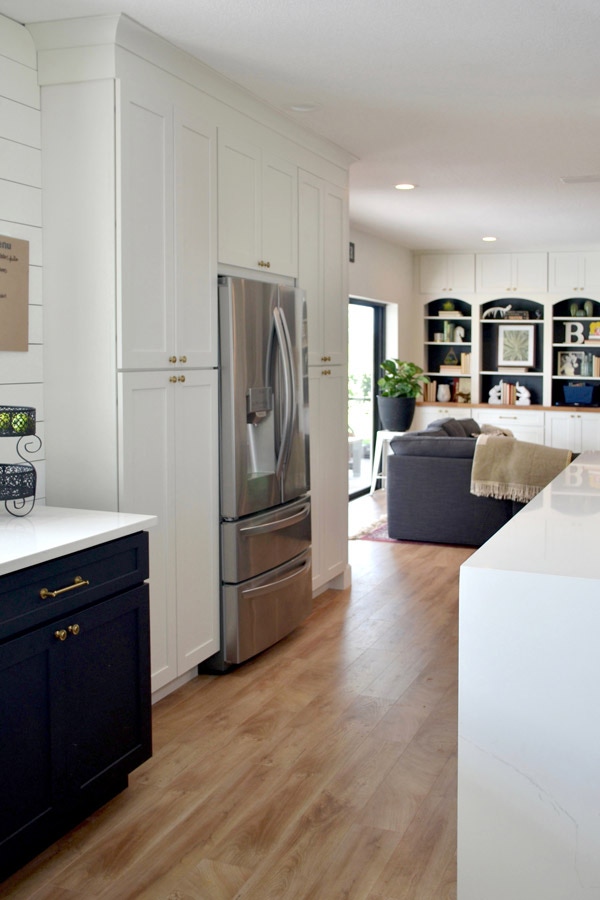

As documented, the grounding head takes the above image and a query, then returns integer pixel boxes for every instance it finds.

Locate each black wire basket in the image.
[0,463,36,501]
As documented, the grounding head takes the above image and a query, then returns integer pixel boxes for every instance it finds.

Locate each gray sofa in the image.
[387,417,524,546]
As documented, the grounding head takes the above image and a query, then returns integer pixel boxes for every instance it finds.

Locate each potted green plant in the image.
[376,359,429,432]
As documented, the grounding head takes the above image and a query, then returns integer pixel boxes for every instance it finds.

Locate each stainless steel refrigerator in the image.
[210,275,312,670]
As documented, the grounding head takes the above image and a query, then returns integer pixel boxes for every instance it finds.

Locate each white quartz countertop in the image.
[462,450,600,579]
[0,506,157,576]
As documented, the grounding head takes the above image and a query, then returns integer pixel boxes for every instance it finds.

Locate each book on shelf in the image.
[500,381,517,405]
[505,311,530,320]
[437,310,463,317]
[423,380,437,402]
[460,352,471,373]
[439,365,462,375]
[497,366,529,374]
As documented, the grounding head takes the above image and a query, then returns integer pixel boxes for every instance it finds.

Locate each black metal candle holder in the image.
[0,406,40,517]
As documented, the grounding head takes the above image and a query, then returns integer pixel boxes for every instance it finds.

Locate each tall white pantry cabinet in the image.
[34,15,352,694]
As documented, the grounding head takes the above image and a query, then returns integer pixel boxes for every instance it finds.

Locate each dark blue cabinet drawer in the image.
[0,531,149,641]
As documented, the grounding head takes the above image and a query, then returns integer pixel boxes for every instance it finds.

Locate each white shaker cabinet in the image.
[418,253,475,295]
[120,85,218,370]
[476,252,547,294]
[548,252,600,294]
[299,170,348,366]
[475,408,545,444]
[40,60,220,695]
[309,366,349,592]
[119,370,219,691]
[545,410,600,453]
[217,130,298,277]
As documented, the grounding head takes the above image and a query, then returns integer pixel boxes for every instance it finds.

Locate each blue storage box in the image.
[564,383,594,405]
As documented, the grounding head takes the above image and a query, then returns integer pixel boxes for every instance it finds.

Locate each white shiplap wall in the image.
[0,15,44,502]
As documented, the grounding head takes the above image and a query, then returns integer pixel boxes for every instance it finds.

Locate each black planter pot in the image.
[376,395,416,432]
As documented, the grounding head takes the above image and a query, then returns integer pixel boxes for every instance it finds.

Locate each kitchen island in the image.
[0,506,156,880]
[458,451,600,899]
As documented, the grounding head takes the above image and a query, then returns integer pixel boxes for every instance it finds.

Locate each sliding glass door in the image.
[348,298,385,499]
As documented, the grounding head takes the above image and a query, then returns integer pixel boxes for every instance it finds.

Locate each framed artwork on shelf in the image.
[497,324,535,367]
[557,350,586,377]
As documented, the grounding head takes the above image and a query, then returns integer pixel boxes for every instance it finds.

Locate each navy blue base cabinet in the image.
[0,532,152,881]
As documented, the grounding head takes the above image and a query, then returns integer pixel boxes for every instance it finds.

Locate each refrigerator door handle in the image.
[271,306,295,479]
[240,558,311,599]
[239,503,310,536]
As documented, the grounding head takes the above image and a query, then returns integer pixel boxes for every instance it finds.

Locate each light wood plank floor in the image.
[2,499,473,900]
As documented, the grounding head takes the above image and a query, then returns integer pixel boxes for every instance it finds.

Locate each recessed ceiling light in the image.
[395,183,416,190]
[560,175,600,184]
[288,103,319,113]
[482,236,497,242]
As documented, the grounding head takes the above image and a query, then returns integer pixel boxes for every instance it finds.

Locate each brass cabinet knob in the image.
[258,260,271,268]
[321,369,331,376]
[321,355,331,362]
[179,356,187,364]
[169,356,177,364]
[178,375,186,383]
[54,629,67,641]
[169,376,177,383]
[68,624,80,636]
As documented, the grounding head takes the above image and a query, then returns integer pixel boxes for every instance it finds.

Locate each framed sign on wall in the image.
[0,235,29,352]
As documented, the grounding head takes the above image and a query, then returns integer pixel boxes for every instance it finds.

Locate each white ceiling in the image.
[2,0,600,252]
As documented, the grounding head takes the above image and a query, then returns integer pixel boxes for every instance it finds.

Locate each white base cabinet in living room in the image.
[309,367,349,593]
[475,408,545,444]
[545,410,600,453]
[119,370,219,692]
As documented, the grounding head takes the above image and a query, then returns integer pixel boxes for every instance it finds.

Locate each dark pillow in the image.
[438,418,468,436]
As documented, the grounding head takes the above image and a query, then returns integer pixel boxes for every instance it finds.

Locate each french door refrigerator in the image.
[209,275,312,670]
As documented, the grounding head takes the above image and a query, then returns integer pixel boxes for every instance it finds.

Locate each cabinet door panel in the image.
[0,629,56,851]
[217,133,260,270]
[173,370,220,671]
[322,185,348,366]
[174,110,218,367]
[63,586,151,795]
[299,172,323,367]
[309,367,348,590]
[119,84,174,369]
[261,154,297,276]
[119,372,177,691]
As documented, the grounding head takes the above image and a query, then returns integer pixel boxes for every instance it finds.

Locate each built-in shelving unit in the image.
[479,298,545,406]
[423,298,472,402]
[552,297,600,407]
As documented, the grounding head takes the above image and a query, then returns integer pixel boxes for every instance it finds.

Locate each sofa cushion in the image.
[427,417,480,437]
[389,434,477,459]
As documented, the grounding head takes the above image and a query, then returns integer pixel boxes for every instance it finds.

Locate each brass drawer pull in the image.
[40,575,90,600]
[54,629,67,641]
[68,624,80,636]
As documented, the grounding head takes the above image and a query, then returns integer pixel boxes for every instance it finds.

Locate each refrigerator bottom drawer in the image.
[222,549,312,665]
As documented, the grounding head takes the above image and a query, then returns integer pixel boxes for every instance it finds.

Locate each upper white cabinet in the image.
[299,170,348,366]
[548,252,600,294]
[218,130,298,277]
[419,253,475,295]
[119,86,218,370]
[476,252,547,294]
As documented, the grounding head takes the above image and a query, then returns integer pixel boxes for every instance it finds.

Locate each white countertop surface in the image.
[462,450,600,579]
[0,505,157,576]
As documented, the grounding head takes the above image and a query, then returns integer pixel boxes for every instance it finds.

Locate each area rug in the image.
[349,516,397,542]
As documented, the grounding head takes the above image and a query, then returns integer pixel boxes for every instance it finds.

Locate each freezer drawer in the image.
[221,498,311,583]
[222,549,312,664]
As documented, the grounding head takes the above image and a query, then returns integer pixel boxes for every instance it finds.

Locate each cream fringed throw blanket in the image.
[470,434,572,503]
